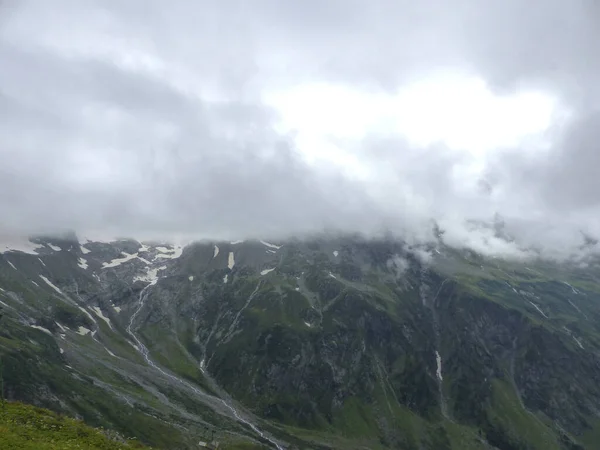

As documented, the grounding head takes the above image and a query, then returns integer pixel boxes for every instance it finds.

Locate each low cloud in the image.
[1,1,599,260]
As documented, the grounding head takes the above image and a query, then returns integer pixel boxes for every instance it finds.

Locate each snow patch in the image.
[47,244,62,252]
[435,351,443,381]
[567,299,582,313]
[328,272,337,279]
[105,347,117,357]
[154,245,183,260]
[295,287,300,291]
[91,306,112,329]
[133,265,167,285]
[223,274,228,284]
[260,268,275,276]
[573,336,584,349]
[129,341,140,351]
[562,281,579,295]
[38,258,46,267]
[528,301,549,318]
[31,281,39,287]
[0,237,43,255]
[113,305,122,313]
[333,250,339,257]
[30,325,52,335]
[213,245,220,258]
[59,348,64,354]
[230,240,244,245]
[260,240,282,250]
[228,252,235,269]
[266,249,276,254]
[77,326,91,336]
[55,322,68,332]
[188,275,194,281]
[102,252,139,268]
[78,306,97,325]
[80,245,91,254]
[77,258,88,270]
[7,261,16,270]
[39,275,64,295]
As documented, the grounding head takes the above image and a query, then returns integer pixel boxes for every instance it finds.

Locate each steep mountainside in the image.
[1,234,600,449]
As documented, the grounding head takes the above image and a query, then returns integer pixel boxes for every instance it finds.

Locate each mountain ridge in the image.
[1,233,599,449]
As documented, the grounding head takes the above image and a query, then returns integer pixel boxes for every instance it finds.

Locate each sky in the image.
[1,0,599,259]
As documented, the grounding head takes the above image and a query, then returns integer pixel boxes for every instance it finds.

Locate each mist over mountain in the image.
[1,0,600,259]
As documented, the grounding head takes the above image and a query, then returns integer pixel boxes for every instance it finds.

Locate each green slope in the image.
[0,401,148,449]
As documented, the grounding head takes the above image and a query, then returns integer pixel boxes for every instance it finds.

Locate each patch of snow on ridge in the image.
[260,240,282,249]
[39,275,64,295]
[529,301,549,318]
[154,245,183,260]
[230,240,244,245]
[47,244,62,252]
[78,258,88,270]
[78,306,97,325]
[134,265,167,285]
[228,252,235,269]
[213,245,219,258]
[7,261,16,270]
[0,236,43,254]
[77,326,91,336]
[260,268,275,275]
[103,252,139,268]
[30,325,52,335]
[80,245,91,254]
[91,306,113,329]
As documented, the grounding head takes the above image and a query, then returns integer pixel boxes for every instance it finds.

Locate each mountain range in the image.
[1,232,599,449]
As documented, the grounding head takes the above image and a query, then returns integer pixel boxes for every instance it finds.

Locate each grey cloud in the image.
[1,0,600,259]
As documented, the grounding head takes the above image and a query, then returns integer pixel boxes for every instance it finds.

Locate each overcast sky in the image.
[1,0,599,258]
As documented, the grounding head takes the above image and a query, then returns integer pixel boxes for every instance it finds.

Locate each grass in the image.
[0,401,148,449]
[486,379,560,450]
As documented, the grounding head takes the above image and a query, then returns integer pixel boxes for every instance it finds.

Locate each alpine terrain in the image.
[1,232,600,449]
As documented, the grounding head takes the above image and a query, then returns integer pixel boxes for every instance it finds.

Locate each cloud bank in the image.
[1,0,599,259]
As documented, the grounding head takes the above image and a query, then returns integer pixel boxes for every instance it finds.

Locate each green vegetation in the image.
[0,401,148,449]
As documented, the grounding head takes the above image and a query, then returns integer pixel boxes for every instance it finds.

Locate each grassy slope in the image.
[0,401,148,449]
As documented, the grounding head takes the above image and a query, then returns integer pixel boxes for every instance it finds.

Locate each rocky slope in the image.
[1,233,600,449]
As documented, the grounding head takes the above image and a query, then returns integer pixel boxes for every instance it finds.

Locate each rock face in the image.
[1,234,600,449]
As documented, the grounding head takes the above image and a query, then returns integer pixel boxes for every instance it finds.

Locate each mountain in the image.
[1,233,600,449]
